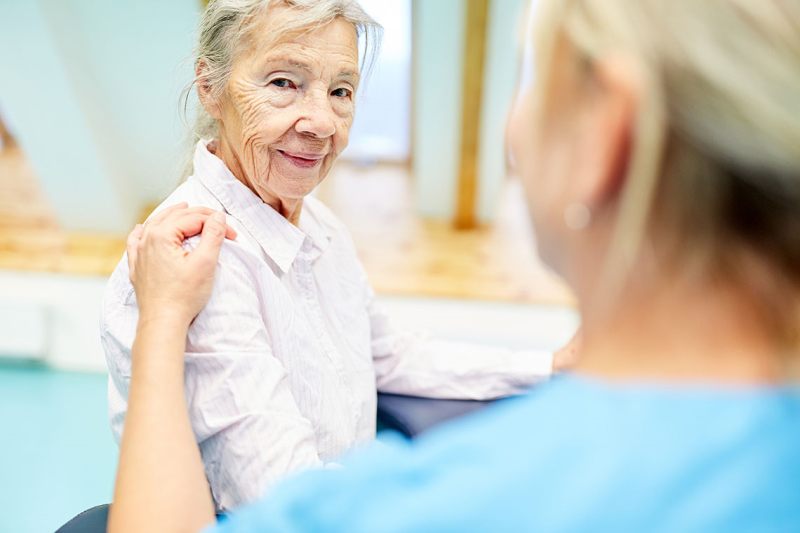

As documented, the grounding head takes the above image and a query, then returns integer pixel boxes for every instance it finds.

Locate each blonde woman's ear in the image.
[126,224,145,282]
[578,52,641,214]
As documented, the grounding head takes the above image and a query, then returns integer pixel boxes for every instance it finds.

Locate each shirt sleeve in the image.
[102,240,325,512]
[367,284,553,401]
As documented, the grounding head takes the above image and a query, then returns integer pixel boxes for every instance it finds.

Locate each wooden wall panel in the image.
[454,0,490,229]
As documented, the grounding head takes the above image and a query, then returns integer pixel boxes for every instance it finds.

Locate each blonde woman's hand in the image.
[126,203,238,327]
[552,328,582,373]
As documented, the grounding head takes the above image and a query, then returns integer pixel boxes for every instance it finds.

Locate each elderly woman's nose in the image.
[295,92,337,138]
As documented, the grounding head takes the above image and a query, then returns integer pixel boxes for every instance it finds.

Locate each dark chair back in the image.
[55,504,109,533]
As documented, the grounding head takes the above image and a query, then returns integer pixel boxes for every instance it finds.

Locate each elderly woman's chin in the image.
[268,154,329,198]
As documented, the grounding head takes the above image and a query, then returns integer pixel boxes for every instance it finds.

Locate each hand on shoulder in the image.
[126,203,238,327]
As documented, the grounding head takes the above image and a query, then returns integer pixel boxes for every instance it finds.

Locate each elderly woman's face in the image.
[215,9,359,203]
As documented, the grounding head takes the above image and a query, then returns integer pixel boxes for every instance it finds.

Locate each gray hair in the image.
[180,0,382,175]
[534,0,800,347]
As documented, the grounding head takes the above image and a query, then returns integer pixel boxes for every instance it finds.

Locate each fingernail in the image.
[213,212,226,223]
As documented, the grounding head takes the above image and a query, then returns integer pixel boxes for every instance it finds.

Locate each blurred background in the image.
[0,1,577,531]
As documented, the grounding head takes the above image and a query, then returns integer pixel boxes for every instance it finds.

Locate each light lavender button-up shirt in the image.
[100,141,553,512]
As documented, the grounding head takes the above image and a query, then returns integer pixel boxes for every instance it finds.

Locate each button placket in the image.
[295,245,358,424]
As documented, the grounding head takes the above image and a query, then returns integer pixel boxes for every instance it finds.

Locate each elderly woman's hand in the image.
[126,203,238,327]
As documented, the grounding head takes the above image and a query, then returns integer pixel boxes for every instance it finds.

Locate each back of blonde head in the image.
[534,0,800,346]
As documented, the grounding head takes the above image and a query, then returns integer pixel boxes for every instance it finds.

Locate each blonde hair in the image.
[180,0,382,175]
[533,0,800,346]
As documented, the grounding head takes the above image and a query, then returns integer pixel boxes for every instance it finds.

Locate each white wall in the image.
[412,0,466,220]
[0,0,199,233]
[412,0,527,224]
[0,271,579,373]
[42,0,201,201]
[342,0,412,163]
[0,0,134,233]
[477,0,527,223]
[0,272,110,372]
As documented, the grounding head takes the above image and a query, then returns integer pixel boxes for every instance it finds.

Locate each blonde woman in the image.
[110,0,800,531]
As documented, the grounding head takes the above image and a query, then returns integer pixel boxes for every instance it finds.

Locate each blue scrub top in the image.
[210,375,800,532]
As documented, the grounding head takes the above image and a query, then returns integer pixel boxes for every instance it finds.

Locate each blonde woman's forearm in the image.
[109,208,234,533]
[108,315,215,533]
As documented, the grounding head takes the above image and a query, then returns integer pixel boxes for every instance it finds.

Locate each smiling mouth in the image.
[278,150,325,169]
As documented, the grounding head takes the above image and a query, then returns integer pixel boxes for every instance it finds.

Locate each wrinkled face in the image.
[215,8,359,203]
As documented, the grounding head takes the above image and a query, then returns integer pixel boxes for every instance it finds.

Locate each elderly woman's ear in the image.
[196,60,223,120]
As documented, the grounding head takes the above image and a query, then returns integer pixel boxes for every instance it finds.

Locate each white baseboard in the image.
[0,270,580,374]
[379,297,580,351]
[0,301,49,360]
[0,270,109,372]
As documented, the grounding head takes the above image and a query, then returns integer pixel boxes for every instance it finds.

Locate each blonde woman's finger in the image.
[164,209,238,241]
[126,224,144,279]
[163,211,238,243]
[192,212,227,269]
[161,206,222,228]
[144,202,189,227]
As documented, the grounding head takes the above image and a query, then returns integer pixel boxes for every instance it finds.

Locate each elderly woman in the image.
[109,0,800,531]
[100,0,565,514]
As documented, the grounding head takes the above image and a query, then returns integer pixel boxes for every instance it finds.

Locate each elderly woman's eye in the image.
[331,88,352,98]
[270,78,295,89]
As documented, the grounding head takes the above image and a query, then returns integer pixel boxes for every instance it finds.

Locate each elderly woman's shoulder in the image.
[102,181,223,303]
[150,179,225,219]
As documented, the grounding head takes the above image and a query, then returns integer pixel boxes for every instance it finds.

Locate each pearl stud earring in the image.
[564,203,591,230]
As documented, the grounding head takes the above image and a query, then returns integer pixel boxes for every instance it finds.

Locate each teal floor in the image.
[0,364,402,533]
[0,364,118,533]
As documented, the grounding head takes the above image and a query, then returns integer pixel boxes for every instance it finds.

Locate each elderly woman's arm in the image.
[109,206,236,533]
[366,283,565,400]
[102,204,330,513]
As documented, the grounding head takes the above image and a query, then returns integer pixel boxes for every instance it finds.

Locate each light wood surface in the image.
[0,146,575,305]
[316,162,575,305]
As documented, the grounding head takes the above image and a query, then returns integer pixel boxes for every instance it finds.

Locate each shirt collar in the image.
[192,140,331,272]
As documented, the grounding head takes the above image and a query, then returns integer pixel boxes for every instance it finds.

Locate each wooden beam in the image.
[454,0,490,230]
[0,113,15,150]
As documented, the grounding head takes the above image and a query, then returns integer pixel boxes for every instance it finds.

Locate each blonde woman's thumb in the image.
[194,212,227,267]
